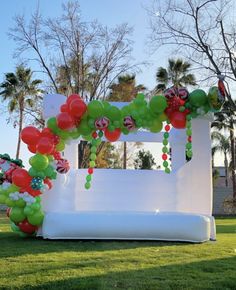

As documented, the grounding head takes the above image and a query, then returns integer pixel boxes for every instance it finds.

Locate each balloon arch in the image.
[0,84,225,237]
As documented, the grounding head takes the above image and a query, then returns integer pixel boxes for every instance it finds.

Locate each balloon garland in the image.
[0,84,225,237]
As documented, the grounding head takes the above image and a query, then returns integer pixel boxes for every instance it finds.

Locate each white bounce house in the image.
[40,94,216,242]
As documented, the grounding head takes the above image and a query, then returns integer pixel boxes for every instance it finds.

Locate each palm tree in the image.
[212,101,236,199]
[108,74,146,169]
[211,131,231,187]
[0,65,42,158]
[156,58,196,92]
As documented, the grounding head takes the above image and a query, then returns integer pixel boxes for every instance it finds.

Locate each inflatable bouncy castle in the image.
[0,83,226,242]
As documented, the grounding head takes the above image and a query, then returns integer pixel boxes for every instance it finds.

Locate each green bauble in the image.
[87,100,104,118]
[189,89,207,107]
[29,154,49,171]
[150,119,163,133]
[10,207,26,223]
[208,86,224,111]
[149,95,167,114]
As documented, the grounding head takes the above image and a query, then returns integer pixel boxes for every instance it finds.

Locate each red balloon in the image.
[25,185,42,197]
[21,126,41,145]
[28,144,37,154]
[169,111,186,129]
[66,94,81,106]
[41,128,54,140]
[104,128,121,142]
[12,169,31,188]
[60,104,69,112]
[69,99,87,118]
[57,112,75,130]
[36,137,55,154]
[18,219,38,234]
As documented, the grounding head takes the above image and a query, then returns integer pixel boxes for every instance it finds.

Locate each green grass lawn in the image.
[0,213,235,290]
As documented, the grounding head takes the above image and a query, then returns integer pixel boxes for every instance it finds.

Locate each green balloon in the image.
[88,100,104,118]
[70,129,81,139]
[56,139,65,151]
[5,198,15,207]
[15,199,26,208]
[44,165,55,178]
[158,112,168,122]
[149,95,167,114]
[105,106,121,121]
[28,167,46,179]
[189,89,207,107]
[10,221,20,233]
[150,119,163,133]
[0,194,6,204]
[28,210,44,226]
[29,154,49,171]
[78,120,92,136]
[47,117,58,132]
[10,207,26,223]
[24,206,34,216]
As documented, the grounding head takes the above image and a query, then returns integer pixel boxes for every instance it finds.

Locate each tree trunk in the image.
[229,119,236,199]
[123,141,127,169]
[16,105,24,159]
[78,141,86,168]
[224,153,228,187]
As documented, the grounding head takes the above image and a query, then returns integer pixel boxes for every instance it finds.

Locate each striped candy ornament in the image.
[95,117,110,130]
[56,159,70,174]
[164,86,178,99]
[123,116,136,131]
[178,87,189,100]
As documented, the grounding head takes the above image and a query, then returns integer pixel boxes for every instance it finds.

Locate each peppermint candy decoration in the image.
[56,158,70,174]
[164,86,178,100]
[178,87,189,100]
[123,116,136,131]
[95,117,110,130]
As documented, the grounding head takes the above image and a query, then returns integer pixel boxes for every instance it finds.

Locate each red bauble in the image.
[88,168,93,174]
[169,111,186,129]
[57,112,75,130]
[53,151,62,160]
[104,128,121,142]
[92,132,98,139]
[188,136,192,142]
[21,126,41,145]
[12,169,31,188]
[36,137,55,154]
[69,99,87,118]
[18,219,38,234]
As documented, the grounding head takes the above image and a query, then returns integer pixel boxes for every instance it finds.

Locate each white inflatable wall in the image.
[40,94,215,242]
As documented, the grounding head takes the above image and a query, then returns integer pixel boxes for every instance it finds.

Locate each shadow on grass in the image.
[10,256,236,290]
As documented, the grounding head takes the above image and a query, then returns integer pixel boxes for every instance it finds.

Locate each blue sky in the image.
[0,0,223,166]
